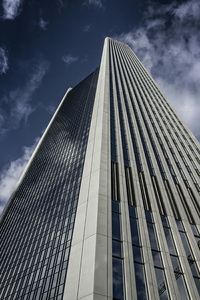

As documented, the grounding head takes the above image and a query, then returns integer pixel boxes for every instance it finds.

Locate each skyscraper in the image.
[0,37,200,300]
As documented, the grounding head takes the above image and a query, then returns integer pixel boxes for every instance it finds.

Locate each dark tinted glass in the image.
[179,231,191,256]
[176,276,189,299]
[155,268,169,300]
[130,218,140,246]
[0,69,99,300]
[133,246,143,263]
[135,263,148,300]
[112,212,121,241]
[164,227,177,255]
[113,257,124,300]
[152,250,163,268]
[148,223,159,250]
[112,240,122,258]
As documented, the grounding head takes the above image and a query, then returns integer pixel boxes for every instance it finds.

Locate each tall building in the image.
[0,38,200,300]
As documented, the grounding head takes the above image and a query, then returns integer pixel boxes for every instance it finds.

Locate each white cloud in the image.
[2,0,24,20]
[173,0,200,21]
[0,139,38,214]
[0,47,8,74]
[84,0,103,9]
[62,54,78,65]
[116,0,200,140]
[0,60,49,135]
[39,18,48,30]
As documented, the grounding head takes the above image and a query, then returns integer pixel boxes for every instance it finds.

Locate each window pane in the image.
[161,215,169,228]
[112,240,122,258]
[113,257,124,300]
[148,223,159,250]
[152,251,163,268]
[145,210,153,223]
[193,277,200,295]
[190,262,200,278]
[170,255,182,273]
[176,220,184,232]
[155,267,169,299]
[133,246,143,263]
[164,228,177,255]
[129,206,137,219]
[134,263,148,300]
[179,232,191,256]
[112,201,120,213]
[112,212,121,240]
[130,218,140,246]
[176,275,189,299]
[190,224,199,236]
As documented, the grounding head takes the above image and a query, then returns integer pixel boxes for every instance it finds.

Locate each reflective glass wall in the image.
[0,69,99,300]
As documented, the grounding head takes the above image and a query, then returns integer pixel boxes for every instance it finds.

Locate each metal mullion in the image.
[123,45,200,228]
[114,40,161,300]
[117,43,181,300]
[128,46,200,158]
[110,39,134,300]
[133,58,200,191]
[123,45,200,231]
[111,41,151,299]
[128,47,200,162]
[128,51,200,223]
[122,45,200,300]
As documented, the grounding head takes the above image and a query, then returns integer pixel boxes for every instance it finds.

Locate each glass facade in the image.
[1,37,200,300]
[0,69,99,300]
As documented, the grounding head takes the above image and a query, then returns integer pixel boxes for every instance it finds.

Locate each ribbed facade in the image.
[0,38,200,300]
[106,38,200,300]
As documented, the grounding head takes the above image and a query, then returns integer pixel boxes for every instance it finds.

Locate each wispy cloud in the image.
[83,24,91,32]
[62,54,78,65]
[0,59,49,135]
[116,0,200,140]
[84,0,103,9]
[39,17,48,30]
[0,139,38,214]
[0,47,9,74]
[2,0,24,20]
[173,0,200,20]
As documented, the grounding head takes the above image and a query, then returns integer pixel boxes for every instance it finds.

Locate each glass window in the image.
[179,232,191,257]
[112,240,122,258]
[112,200,120,213]
[191,224,199,237]
[193,277,200,295]
[113,257,124,300]
[129,206,137,219]
[164,227,177,255]
[58,284,64,295]
[170,255,181,273]
[152,251,162,268]
[161,215,169,228]
[176,275,189,300]
[50,288,56,298]
[145,210,153,223]
[190,262,200,278]
[130,218,140,246]
[148,223,159,250]
[134,263,148,300]
[133,246,143,263]
[112,212,121,241]
[176,220,185,231]
[155,268,169,300]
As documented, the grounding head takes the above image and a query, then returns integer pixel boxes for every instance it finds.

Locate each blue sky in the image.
[0,0,200,213]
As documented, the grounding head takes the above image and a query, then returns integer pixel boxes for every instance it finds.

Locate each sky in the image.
[0,0,200,213]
